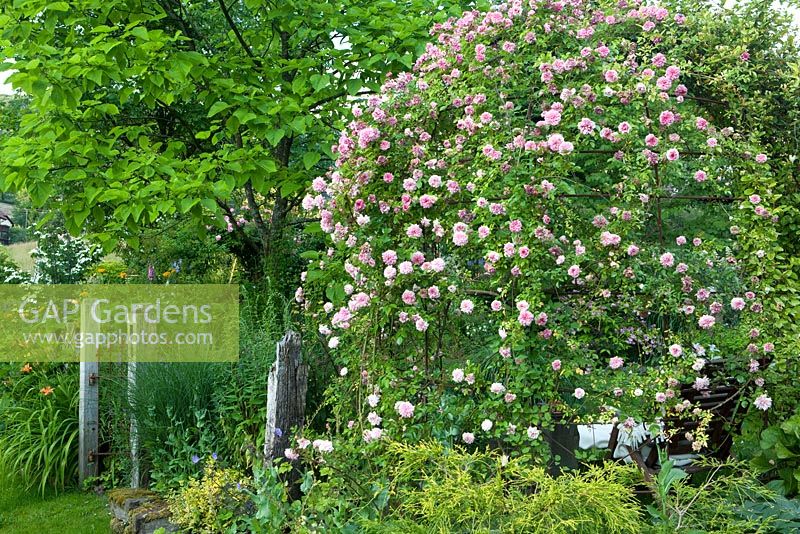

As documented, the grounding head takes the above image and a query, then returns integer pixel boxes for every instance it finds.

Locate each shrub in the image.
[749,409,800,496]
[647,458,776,533]
[0,246,25,283]
[299,0,779,459]
[257,439,646,533]
[168,457,252,534]
[362,441,645,533]
[30,229,102,284]
[213,280,292,469]
[120,218,235,284]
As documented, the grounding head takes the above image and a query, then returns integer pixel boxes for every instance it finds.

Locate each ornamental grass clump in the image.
[298,0,780,455]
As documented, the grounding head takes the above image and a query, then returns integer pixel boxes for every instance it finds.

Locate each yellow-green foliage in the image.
[362,441,645,534]
[168,460,251,534]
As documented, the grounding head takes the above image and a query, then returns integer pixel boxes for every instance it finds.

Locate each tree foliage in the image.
[0,0,481,275]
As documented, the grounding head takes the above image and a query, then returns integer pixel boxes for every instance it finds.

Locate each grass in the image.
[0,482,110,533]
[1,241,121,275]
[4,241,36,273]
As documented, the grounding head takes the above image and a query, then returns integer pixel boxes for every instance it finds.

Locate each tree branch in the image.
[218,0,258,61]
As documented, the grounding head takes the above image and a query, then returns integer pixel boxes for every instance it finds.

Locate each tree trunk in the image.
[264,330,308,463]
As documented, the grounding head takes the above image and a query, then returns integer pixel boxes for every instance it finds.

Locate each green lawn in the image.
[0,482,110,534]
[2,241,121,275]
[3,241,36,273]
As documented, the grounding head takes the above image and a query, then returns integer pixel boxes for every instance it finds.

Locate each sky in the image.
[0,4,798,96]
[0,68,13,95]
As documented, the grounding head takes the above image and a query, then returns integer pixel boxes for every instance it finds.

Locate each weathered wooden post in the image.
[127,310,141,489]
[79,301,100,485]
[264,331,308,462]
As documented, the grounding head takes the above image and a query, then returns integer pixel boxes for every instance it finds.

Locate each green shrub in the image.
[168,458,252,533]
[120,218,235,284]
[0,363,79,493]
[749,409,800,496]
[105,279,299,490]
[360,441,645,534]
[29,229,102,284]
[248,437,646,532]
[0,245,27,283]
[213,279,297,469]
[646,458,776,533]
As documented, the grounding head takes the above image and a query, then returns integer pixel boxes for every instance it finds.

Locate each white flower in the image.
[481,419,493,432]
[754,394,772,411]
[490,382,506,394]
[527,426,541,439]
[451,368,465,383]
[363,427,383,443]
[312,439,334,453]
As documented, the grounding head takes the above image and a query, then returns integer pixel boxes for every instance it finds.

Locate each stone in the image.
[107,488,178,534]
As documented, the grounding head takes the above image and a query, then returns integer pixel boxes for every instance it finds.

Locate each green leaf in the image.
[179,198,199,213]
[300,471,314,494]
[302,151,321,170]
[291,76,307,95]
[775,443,798,460]
[208,101,231,118]
[346,78,363,96]
[265,128,285,147]
[289,116,306,134]
[256,159,277,173]
[304,222,321,234]
[46,2,70,11]
[130,26,149,40]
[309,74,330,92]
[280,180,304,197]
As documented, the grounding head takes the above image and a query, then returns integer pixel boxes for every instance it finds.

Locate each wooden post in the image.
[128,360,139,488]
[264,331,308,462]
[79,302,99,485]
[127,311,140,488]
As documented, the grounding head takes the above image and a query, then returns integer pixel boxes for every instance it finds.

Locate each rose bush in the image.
[297,0,780,458]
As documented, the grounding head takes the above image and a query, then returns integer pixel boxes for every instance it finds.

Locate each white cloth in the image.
[576,423,698,466]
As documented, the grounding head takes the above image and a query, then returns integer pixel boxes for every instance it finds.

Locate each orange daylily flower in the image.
[21,363,32,373]
[40,386,54,396]
[119,272,128,279]
[97,267,106,273]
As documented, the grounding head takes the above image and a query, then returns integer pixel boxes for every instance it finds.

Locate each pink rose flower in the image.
[394,401,415,418]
